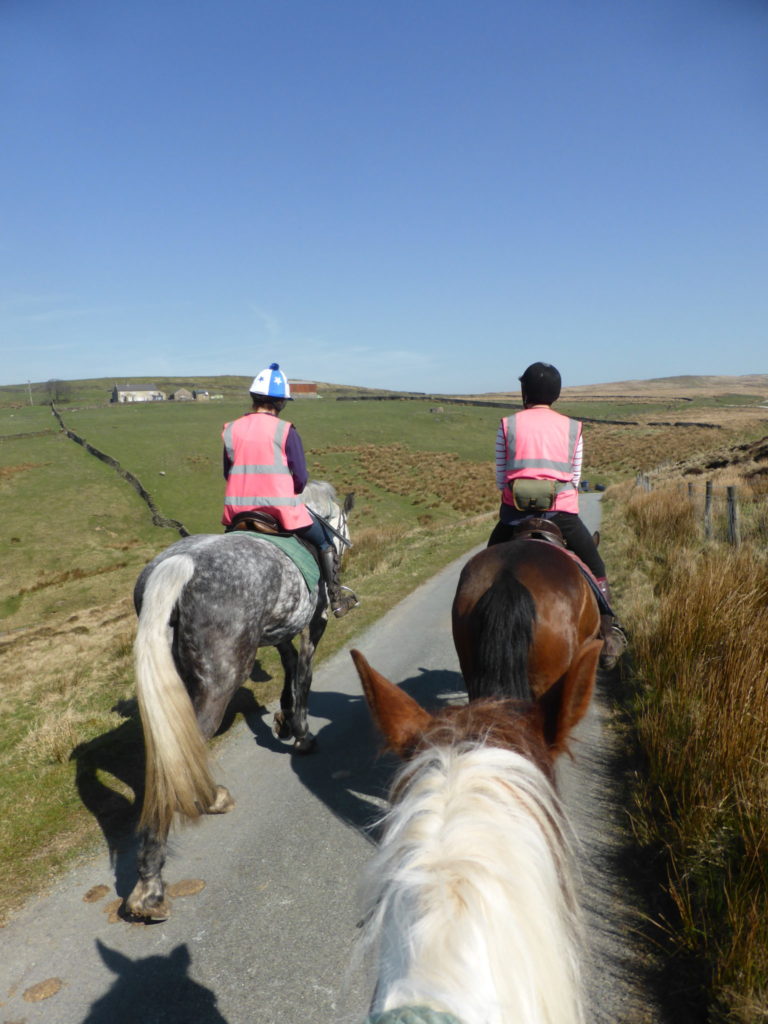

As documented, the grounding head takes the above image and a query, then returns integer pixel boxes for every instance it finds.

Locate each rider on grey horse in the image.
[221,363,359,619]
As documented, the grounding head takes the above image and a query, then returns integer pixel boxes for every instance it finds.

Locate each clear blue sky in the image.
[2,0,767,393]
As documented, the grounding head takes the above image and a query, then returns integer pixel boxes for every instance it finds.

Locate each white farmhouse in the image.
[111,384,166,403]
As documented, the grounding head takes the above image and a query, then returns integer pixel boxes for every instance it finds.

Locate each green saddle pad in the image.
[366,1008,463,1024]
[240,533,321,592]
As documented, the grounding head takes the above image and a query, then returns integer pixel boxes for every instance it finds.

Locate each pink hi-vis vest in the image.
[501,407,581,514]
[221,413,313,529]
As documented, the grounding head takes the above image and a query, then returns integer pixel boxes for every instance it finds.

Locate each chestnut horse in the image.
[451,537,603,709]
[351,648,592,1024]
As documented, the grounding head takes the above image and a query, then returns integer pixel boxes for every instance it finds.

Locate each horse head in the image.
[350,647,592,769]
[349,648,587,1024]
[304,479,354,556]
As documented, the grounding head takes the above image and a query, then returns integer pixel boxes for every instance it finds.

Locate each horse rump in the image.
[465,571,536,701]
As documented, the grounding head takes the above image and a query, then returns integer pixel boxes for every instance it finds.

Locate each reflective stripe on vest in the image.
[221,415,311,528]
[502,409,581,479]
[501,408,581,513]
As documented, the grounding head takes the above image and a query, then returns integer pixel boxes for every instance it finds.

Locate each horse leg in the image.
[274,614,327,753]
[291,615,327,753]
[273,638,299,741]
[193,690,238,813]
[128,798,231,920]
[274,636,317,752]
[126,825,171,921]
[125,693,234,924]
[181,645,257,815]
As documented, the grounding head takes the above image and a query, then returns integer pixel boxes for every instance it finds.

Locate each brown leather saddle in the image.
[226,510,286,536]
[510,517,566,547]
[225,511,320,565]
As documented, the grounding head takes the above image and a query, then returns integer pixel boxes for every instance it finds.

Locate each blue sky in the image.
[2,0,767,393]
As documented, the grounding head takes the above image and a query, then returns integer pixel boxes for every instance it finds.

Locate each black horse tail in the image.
[470,573,536,701]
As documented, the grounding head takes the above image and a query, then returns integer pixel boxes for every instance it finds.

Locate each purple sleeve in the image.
[285,425,309,493]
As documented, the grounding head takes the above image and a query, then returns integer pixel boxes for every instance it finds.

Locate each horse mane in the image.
[360,737,585,1024]
[303,479,339,518]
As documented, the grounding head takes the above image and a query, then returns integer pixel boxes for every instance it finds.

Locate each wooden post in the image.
[688,482,695,503]
[727,486,741,546]
[704,480,713,540]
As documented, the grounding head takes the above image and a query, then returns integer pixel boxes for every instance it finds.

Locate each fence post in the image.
[727,486,741,546]
[688,482,695,502]
[704,480,713,540]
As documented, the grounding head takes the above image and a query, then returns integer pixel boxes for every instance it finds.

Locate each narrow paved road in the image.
[0,496,663,1024]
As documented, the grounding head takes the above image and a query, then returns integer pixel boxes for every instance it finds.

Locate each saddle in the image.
[511,517,615,617]
[225,511,321,568]
[510,517,566,547]
[226,510,286,536]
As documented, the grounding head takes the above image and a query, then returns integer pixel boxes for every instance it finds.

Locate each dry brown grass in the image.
[611,479,768,1021]
[317,442,497,517]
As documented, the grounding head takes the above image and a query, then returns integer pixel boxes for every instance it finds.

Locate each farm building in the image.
[193,388,210,400]
[111,384,166,403]
[291,380,318,398]
[170,388,194,401]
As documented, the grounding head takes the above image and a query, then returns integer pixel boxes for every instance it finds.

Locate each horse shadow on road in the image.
[69,660,465,897]
[81,940,229,1024]
[241,664,467,842]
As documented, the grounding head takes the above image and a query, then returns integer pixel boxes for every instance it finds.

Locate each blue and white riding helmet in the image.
[249,363,292,400]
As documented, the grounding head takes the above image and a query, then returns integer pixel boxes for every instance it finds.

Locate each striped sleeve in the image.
[495,424,507,490]
[571,435,583,489]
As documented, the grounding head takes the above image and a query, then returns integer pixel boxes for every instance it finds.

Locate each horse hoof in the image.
[207,785,235,814]
[124,881,170,922]
[273,712,292,740]
[292,733,316,755]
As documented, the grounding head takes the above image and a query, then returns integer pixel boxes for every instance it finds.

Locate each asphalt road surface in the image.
[0,495,663,1024]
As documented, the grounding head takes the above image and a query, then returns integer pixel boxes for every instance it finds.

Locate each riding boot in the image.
[318,547,359,619]
[596,579,628,670]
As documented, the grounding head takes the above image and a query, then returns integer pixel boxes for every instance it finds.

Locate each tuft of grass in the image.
[20,708,122,766]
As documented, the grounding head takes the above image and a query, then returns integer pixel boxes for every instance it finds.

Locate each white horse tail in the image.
[134,554,218,837]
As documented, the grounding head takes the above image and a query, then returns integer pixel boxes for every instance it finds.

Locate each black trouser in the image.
[488,511,606,579]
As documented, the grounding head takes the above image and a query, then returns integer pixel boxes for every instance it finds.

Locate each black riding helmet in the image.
[519,362,561,405]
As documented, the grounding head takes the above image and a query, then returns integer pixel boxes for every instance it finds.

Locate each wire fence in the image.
[636,474,768,546]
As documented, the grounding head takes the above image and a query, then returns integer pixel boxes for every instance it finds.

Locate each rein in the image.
[310,507,352,549]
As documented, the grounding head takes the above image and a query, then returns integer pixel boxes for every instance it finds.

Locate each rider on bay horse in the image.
[221,363,359,619]
[488,361,627,669]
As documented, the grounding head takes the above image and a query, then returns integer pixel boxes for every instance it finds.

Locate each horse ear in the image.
[539,638,602,754]
[344,492,355,514]
[350,649,432,757]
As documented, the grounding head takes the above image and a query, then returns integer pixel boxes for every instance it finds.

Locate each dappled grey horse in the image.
[126,481,354,920]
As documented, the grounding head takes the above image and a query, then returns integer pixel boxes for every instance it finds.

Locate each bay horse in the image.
[451,533,603,708]
[126,480,353,921]
[350,648,591,1024]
